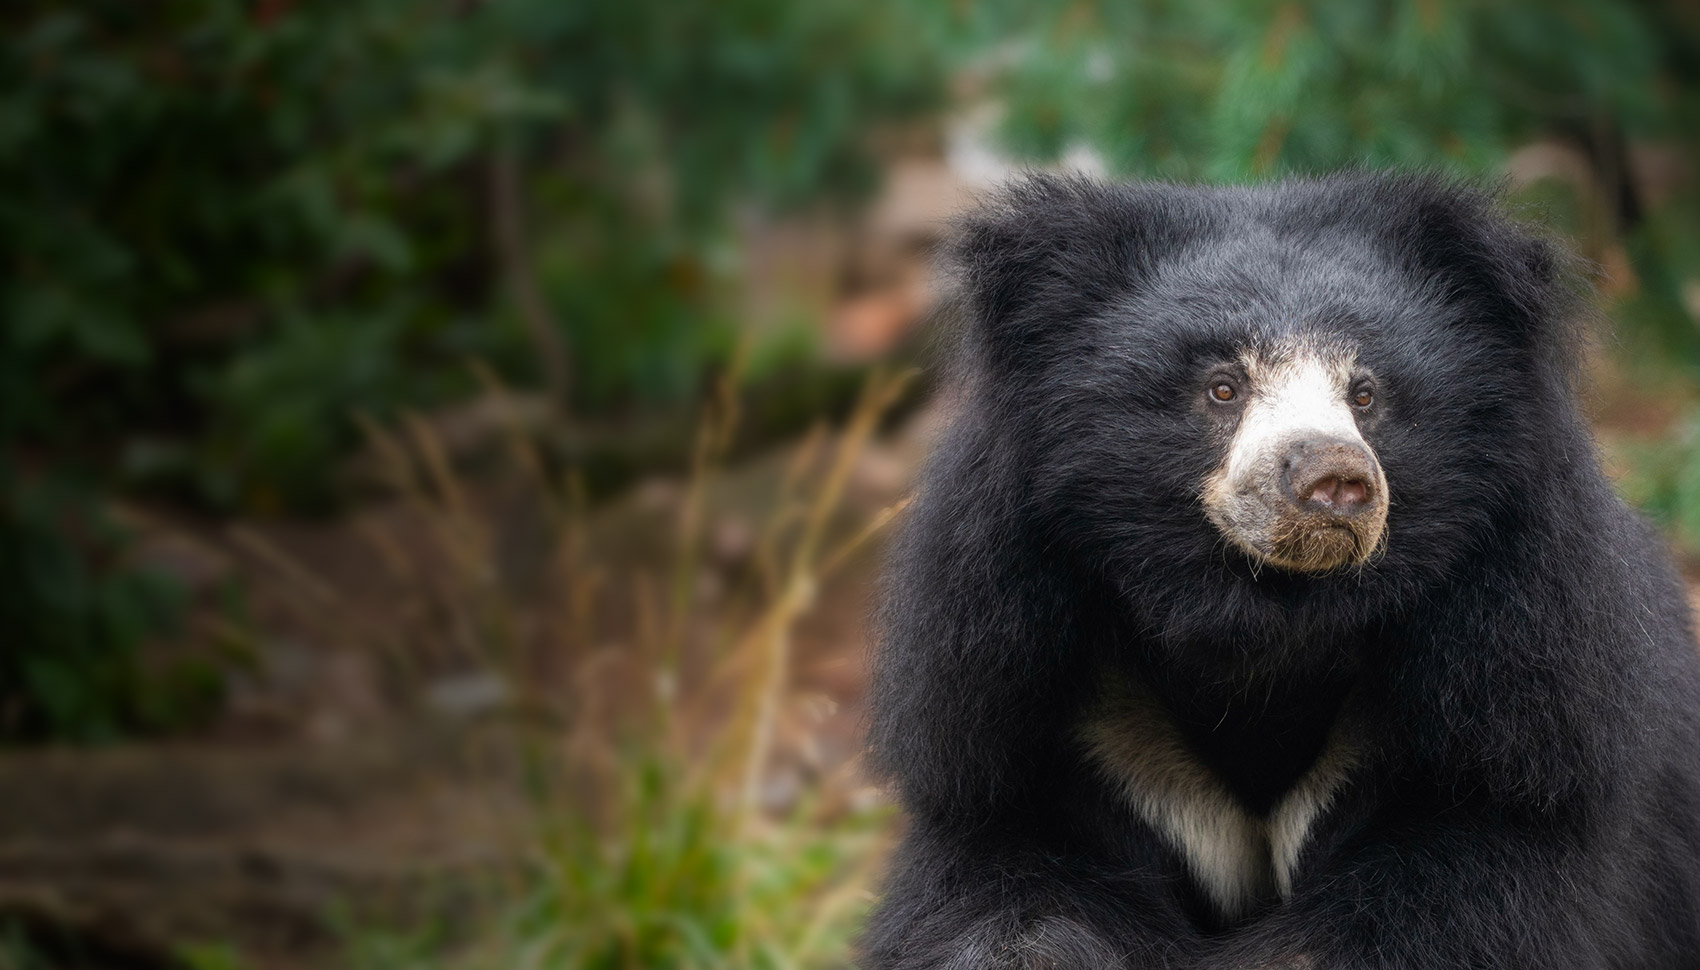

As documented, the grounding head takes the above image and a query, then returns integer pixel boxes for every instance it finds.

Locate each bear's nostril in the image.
[1337,478,1368,506]
[1307,476,1340,506]
[1306,475,1369,509]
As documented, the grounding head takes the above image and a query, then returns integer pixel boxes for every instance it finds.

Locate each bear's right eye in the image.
[1210,382,1237,403]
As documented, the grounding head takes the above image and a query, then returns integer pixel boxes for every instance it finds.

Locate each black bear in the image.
[861,172,1700,969]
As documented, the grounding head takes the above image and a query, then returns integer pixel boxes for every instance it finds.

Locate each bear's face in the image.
[954,175,1571,622]
[1198,334,1388,573]
[1052,234,1420,582]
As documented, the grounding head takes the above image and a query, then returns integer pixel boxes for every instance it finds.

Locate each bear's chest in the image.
[1081,685,1360,922]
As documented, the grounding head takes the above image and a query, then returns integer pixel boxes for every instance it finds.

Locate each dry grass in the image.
[308,361,916,970]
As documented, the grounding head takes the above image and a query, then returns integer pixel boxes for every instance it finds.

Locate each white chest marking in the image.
[1082,686,1359,921]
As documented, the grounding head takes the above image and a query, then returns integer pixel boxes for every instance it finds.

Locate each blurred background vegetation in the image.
[4,1,1700,968]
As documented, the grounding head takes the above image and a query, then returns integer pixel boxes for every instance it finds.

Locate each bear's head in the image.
[945,172,1582,640]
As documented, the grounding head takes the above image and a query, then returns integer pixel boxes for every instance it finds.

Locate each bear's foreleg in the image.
[861,824,1195,970]
[1211,820,1615,970]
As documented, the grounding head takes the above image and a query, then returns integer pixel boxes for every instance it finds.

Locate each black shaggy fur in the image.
[860,172,1700,969]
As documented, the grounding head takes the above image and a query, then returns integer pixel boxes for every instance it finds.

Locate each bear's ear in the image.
[1361,173,1580,354]
[946,174,1201,372]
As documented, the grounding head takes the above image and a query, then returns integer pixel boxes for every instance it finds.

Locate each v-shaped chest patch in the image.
[1081,684,1360,922]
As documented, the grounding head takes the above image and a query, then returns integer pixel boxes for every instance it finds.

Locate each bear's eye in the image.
[1210,382,1237,403]
[1352,387,1373,408]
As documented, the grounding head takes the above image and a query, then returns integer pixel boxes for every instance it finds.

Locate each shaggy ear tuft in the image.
[946,174,1206,372]
[1353,173,1583,359]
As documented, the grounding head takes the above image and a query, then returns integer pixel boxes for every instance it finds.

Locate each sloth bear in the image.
[861,172,1700,970]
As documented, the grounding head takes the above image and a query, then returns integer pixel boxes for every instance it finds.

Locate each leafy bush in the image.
[3,0,943,512]
[0,471,216,742]
[964,1,1698,178]
[3,0,941,739]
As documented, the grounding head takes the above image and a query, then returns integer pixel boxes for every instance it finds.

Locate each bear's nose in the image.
[1282,438,1376,514]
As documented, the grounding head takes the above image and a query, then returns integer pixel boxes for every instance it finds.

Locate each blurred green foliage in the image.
[1618,410,1700,555]
[971,1,1697,175]
[3,0,940,741]
[964,0,1700,356]
[0,473,222,741]
[4,0,942,512]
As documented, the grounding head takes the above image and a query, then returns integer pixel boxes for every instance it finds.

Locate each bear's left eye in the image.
[1352,387,1373,408]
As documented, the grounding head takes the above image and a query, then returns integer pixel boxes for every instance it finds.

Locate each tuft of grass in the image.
[488,751,890,970]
